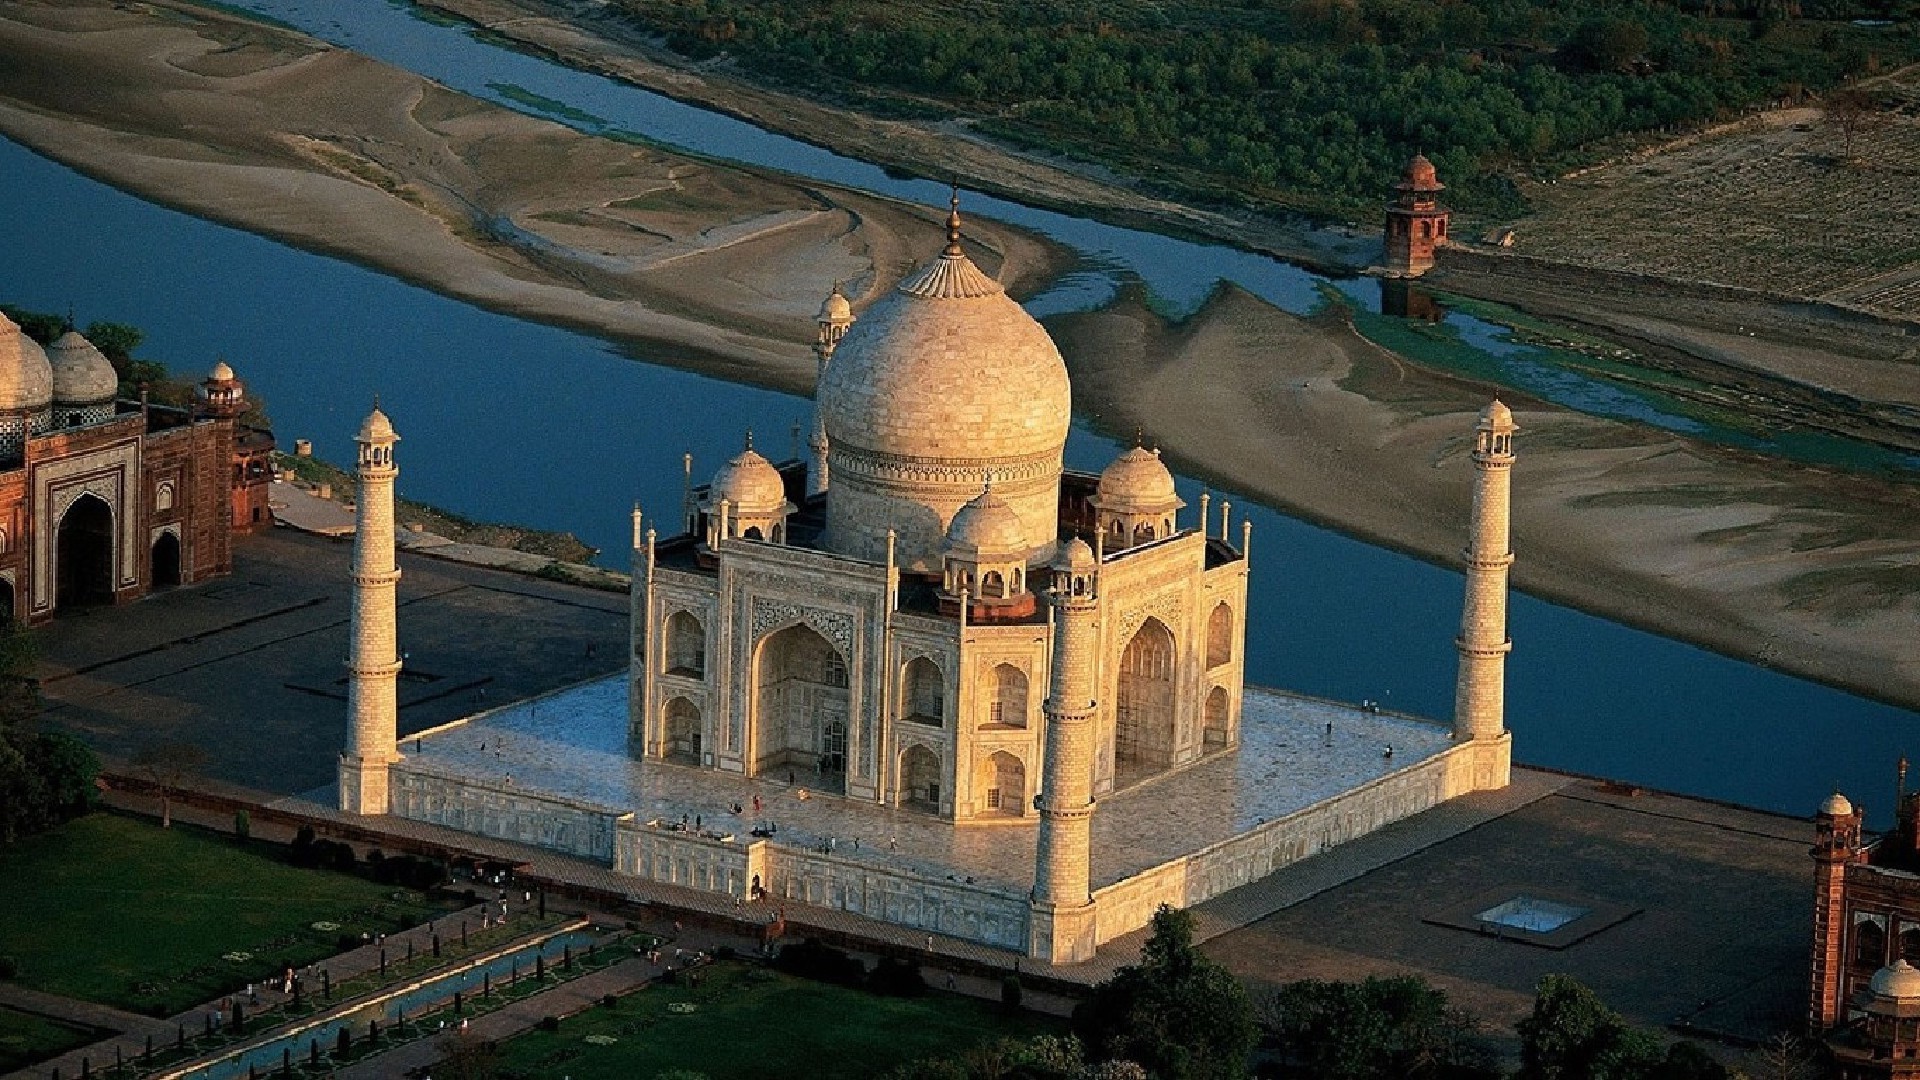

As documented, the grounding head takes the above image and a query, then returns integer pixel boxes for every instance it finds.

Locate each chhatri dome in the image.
[708,436,787,515]
[0,313,54,414]
[1869,960,1920,1003]
[817,193,1071,568]
[48,330,119,407]
[945,484,1026,555]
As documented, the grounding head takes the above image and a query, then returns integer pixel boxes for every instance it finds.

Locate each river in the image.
[0,0,1912,822]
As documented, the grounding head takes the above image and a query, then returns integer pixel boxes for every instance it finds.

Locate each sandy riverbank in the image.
[0,0,1065,397]
[0,0,1915,712]
[1050,286,1920,710]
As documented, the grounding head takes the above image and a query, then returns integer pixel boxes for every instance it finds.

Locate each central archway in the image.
[56,494,115,610]
[752,622,850,794]
[1115,617,1177,788]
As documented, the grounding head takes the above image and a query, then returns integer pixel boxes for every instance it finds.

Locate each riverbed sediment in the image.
[0,0,1915,715]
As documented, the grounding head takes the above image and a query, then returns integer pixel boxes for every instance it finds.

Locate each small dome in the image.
[818,287,853,324]
[1398,153,1444,192]
[709,441,787,513]
[1478,398,1516,432]
[946,487,1025,554]
[48,331,119,405]
[356,406,397,442]
[209,360,236,383]
[0,314,54,412]
[1872,960,1920,1001]
[1052,536,1096,571]
[1823,792,1855,818]
[1095,444,1181,513]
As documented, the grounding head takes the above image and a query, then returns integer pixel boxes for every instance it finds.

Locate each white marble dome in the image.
[946,487,1025,555]
[817,209,1071,568]
[818,287,853,325]
[0,314,54,413]
[1823,791,1855,817]
[1872,960,1920,1001]
[209,360,237,382]
[49,331,118,405]
[1095,445,1180,513]
[820,263,1068,462]
[356,406,397,442]
[710,443,787,513]
[1053,535,1096,571]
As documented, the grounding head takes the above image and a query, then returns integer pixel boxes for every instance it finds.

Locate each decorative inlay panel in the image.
[750,597,854,657]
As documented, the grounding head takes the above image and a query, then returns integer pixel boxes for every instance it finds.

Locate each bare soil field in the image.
[1507,68,1920,319]
[0,0,1064,395]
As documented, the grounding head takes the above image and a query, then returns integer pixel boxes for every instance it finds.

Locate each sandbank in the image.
[0,0,1916,714]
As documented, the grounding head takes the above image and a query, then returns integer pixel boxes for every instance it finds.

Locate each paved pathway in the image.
[334,957,657,1079]
[0,982,174,1044]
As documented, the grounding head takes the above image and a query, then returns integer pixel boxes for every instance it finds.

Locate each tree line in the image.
[873,906,1761,1080]
[608,0,1916,217]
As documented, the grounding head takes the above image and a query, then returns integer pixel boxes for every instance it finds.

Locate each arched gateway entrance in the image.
[752,623,850,794]
[56,495,115,609]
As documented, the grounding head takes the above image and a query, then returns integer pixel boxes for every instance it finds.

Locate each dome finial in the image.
[744,429,755,451]
[944,183,963,257]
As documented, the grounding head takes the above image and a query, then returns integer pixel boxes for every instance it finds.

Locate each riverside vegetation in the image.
[607,0,1918,219]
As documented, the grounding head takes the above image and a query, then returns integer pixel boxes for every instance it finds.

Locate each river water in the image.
[0,0,1912,821]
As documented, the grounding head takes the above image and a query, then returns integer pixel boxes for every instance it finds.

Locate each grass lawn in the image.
[0,814,445,1016]
[0,1007,102,1073]
[495,962,1064,1079]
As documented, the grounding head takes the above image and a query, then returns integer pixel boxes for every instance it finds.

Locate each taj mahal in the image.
[336,198,1517,964]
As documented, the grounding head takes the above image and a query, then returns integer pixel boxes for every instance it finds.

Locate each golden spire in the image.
[944,184,963,257]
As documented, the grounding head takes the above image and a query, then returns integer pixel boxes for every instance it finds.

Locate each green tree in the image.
[1074,906,1255,1080]
[1517,975,1726,1080]
[0,620,98,843]
[1259,975,1499,1079]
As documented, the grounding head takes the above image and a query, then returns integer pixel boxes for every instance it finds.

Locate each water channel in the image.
[172,928,600,1080]
[0,0,1913,822]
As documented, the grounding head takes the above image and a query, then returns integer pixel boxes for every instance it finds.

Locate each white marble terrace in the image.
[407,678,1453,894]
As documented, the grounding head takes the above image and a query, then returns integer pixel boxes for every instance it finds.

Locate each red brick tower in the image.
[201,362,275,533]
[1385,153,1450,277]
[1815,791,1868,1034]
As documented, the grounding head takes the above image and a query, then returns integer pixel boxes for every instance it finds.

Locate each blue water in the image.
[178,929,599,1080]
[5,136,1915,823]
[0,0,1914,821]
[219,0,1919,473]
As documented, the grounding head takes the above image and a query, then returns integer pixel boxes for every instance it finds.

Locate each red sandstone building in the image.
[1812,791,1920,1076]
[0,315,273,623]
[1384,153,1450,277]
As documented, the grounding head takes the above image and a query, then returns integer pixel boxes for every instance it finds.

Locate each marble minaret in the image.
[339,406,402,815]
[808,284,854,497]
[1452,399,1516,790]
[1031,537,1100,963]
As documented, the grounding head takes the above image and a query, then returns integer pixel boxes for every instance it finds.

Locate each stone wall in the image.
[390,765,629,860]
[1091,738,1482,945]
[766,846,1031,951]
[615,820,761,898]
